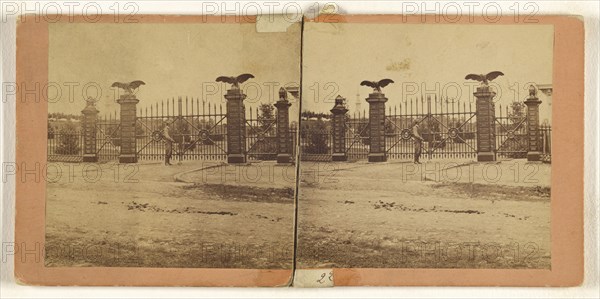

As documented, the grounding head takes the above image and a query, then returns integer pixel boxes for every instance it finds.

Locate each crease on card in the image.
[255,14,296,33]
[255,3,343,33]
[302,3,346,34]
[293,269,334,288]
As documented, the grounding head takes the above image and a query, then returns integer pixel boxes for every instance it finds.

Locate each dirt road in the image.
[45,161,295,269]
[46,159,551,269]
[297,159,551,269]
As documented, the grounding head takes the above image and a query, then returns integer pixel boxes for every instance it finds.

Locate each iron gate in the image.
[495,102,528,159]
[96,111,121,161]
[385,96,477,160]
[299,120,331,162]
[344,110,369,160]
[136,97,227,161]
[245,106,278,160]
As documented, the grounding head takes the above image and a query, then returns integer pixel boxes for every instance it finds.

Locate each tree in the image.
[48,112,81,121]
[258,103,276,135]
[421,118,445,149]
[135,122,145,137]
[47,121,55,139]
[172,118,192,143]
[55,122,80,155]
[384,119,395,136]
[508,101,526,127]
[504,101,528,158]
[304,119,330,154]
[249,104,277,160]
[355,121,370,146]
[301,110,331,120]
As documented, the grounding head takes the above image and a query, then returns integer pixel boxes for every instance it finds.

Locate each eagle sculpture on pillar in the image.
[111,80,146,95]
[216,73,255,89]
[360,79,395,93]
[464,71,504,87]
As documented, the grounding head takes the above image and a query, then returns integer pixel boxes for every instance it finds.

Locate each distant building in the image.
[355,90,362,114]
[537,83,552,125]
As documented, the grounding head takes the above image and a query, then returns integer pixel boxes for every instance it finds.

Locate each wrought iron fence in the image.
[539,124,552,163]
[47,92,547,165]
[47,126,83,163]
[290,126,298,162]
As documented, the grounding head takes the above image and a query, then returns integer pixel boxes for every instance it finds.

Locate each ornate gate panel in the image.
[136,97,227,161]
[96,111,120,161]
[385,96,477,160]
[299,122,331,162]
[245,106,277,160]
[344,110,369,160]
[495,102,529,159]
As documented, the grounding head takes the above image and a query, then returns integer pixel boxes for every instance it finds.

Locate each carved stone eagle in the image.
[464,71,504,86]
[215,73,255,89]
[111,80,145,95]
[360,79,395,93]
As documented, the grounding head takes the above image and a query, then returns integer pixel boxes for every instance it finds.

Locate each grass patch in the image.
[431,182,550,202]
[184,183,295,203]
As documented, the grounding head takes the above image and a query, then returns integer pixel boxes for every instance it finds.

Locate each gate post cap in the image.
[275,88,292,109]
[525,84,542,105]
[473,86,496,98]
[116,94,139,104]
[278,87,287,100]
[528,84,537,96]
[224,88,246,102]
[82,97,99,114]
[366,92,388,103]
[225,88,245,96]
[330,95,348,114]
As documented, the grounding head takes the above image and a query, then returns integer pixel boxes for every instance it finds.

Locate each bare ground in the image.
[45,161,295,269]
[297,159,551,269]
[46,158,551,269]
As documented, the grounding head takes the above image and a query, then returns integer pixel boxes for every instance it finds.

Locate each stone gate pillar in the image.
[475,86,497,162]
[117,94,139,163]
[274,88,292,164]
[330,95,348,161]
[366,92,387,162]
[525,85,542,161]
[225,88,247,164]
[81,98,99,162]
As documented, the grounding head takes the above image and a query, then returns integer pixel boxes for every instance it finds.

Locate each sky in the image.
[48,22,553,123]
[48,21,301,118]
[302,22,554,122]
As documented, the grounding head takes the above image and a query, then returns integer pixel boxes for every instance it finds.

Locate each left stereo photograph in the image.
[16,15,300,286]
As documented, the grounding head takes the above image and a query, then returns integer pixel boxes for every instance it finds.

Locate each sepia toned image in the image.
[12,9,585,287]
[44,19,301,269]
[297,22,554,269]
